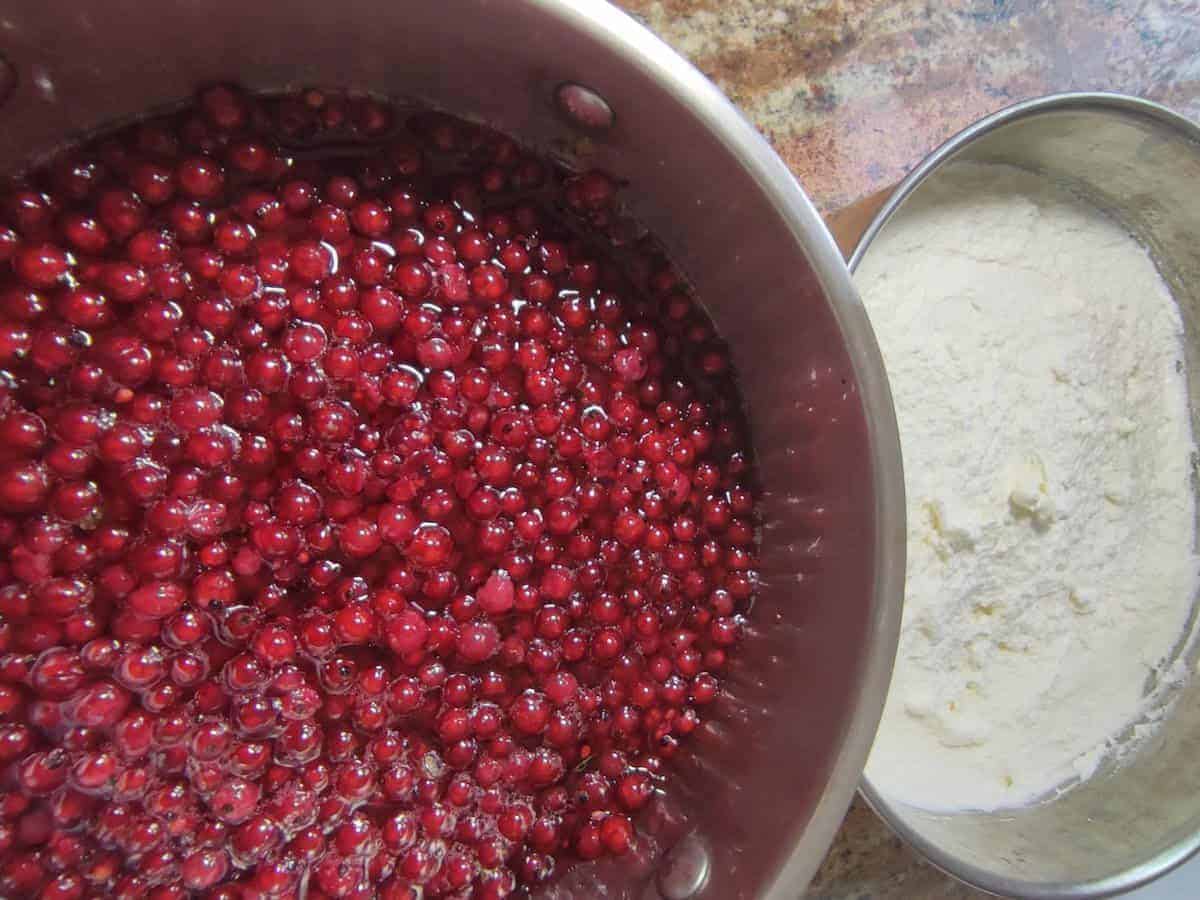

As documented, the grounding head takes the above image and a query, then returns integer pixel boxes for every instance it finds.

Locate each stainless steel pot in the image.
[0,2,904,896]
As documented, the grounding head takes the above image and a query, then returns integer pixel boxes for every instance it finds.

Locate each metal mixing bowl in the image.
[0,2,906,897]
[853,93,1200,899]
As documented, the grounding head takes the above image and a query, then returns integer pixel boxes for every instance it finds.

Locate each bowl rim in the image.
[553,3,907,896]
[851,90,1200,900]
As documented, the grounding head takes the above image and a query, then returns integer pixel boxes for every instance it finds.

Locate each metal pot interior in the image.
[0,2,904,896]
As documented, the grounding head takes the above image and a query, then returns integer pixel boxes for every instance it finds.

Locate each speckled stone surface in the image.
[803,797,986,899]
[616,0,1200,215]
[608,1,1200,898]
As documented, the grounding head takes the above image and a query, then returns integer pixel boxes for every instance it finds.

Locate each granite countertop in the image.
[610,1,1200,898]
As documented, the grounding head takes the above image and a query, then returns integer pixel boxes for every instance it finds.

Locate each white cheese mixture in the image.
[859,162,1200,811]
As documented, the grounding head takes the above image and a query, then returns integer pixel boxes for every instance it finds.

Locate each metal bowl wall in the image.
[856,92,1200,900]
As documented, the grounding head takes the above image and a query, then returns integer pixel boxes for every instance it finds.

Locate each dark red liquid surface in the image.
[0,84,759,899]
